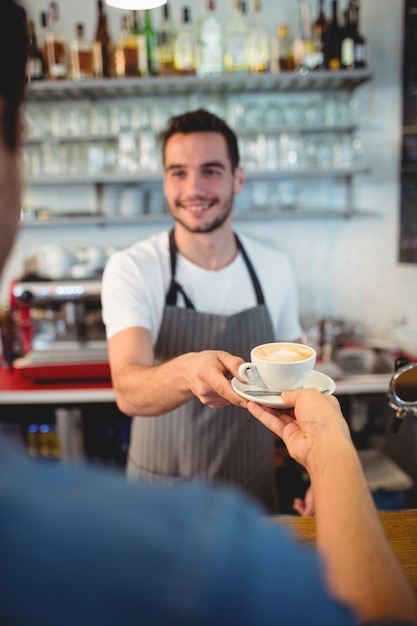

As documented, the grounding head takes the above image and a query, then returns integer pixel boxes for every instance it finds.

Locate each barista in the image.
[101,109,306,513]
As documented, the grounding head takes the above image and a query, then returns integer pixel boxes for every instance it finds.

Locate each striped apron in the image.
[127,230,278,512]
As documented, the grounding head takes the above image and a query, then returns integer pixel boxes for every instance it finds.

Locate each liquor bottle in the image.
[45,1,67,79]
[113,13,142,77]
[270,24,295,72]
[293,0,315,71]
[70,23,94,80]
[224,0,249,73]
[340,1,354,69]
[143,10,158,76]
[323,0,342,70]
[247,0,270,73]
[39,11,50,78]
[174,7,197,75]
[130,11,148,76]
[312,0,328,69]
[156,2,176,76]
[197,0,224,77]
[94,0,111,78]
[353,4,367,68]
[113,15,130,77]
[27,19,45,81]
[313,0,328,40]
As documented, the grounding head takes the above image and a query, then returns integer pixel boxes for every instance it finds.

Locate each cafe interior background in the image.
[1,0,417,510]
[2,0,416,336]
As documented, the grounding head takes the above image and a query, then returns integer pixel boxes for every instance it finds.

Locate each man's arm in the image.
[108,326,246,416]
[247,390,417,625]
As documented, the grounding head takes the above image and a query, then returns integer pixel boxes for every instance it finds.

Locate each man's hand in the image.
[183,350,247,408]
[109,332,249,417]
[293,484,315,517]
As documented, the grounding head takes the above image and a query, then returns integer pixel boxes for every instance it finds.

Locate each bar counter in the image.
[0,366,115,404]
[0,364,391,404]
[274,510,417,599]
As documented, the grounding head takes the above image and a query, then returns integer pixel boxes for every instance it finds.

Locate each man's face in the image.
[163,131,243,234]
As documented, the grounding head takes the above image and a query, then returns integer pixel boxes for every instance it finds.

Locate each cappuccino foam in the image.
[254,343,314,362]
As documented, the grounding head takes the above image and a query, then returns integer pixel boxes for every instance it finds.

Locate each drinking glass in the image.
[282,100,303,126]
[280,133,301,170]
[93,103,115,135]
[264,101,283,127]
[118,131,139,173]
[278,179,299,210]
[24,104,52,139]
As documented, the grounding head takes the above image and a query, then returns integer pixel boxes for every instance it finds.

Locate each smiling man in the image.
[101,109,304,512]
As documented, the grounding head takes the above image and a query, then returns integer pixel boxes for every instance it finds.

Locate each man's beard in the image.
[168,192,234,234]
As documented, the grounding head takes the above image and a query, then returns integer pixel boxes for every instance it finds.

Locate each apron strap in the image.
[235,234,265,305]
[166,229,195,309]
[165,229,266,308]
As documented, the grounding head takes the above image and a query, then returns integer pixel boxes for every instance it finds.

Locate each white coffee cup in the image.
[238,342,316,392]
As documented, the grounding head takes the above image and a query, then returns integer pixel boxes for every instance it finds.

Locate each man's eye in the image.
[204,168,221,177]
[171,170,185,178]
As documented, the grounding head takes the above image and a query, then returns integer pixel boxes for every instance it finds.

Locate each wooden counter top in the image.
[273,510,417,598]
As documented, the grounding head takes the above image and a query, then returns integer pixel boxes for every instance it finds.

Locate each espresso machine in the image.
[5,276,110,381]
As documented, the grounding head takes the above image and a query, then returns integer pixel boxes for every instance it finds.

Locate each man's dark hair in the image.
[160,108,240,171]
[0,0,29,151]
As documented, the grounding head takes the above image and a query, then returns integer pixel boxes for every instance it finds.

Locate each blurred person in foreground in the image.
[1,1,417,625]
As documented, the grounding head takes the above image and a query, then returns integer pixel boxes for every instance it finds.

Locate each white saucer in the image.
[231,370,336,408]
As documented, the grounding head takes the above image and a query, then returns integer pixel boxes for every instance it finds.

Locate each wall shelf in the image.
[26,70,374,102]
[23,69,373,221]
[24,166,371,187]
[19,207,378,228]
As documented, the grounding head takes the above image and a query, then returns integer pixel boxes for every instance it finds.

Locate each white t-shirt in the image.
[101,230,302,343]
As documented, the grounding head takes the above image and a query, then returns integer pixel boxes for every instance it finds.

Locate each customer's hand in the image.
[247,389,351,470]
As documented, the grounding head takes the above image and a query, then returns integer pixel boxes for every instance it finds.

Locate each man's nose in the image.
[184,171,205,195]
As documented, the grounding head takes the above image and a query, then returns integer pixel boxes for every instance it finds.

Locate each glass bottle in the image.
[341,1,355,69]
[157,2,176,76]
[27,19,45,81]
[113,15,129,77]
[271,24,295,72]
[94,0,111,78]
[312,0,328,69]
[174,7,197,75]
[293,0,314,71]
[313,0,328,40]
[45,1,67,80]
[247,0,270,73]
[323,0,342,70]
[353,4,367,69]
[70,23,94,80]
[144,10,158,76]
[130,11,148,76]
[224,0,249,73]
[38,11,49,77]
[197,0,224,77]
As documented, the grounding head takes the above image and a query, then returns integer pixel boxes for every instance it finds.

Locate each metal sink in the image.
[314,345,396,395]
[332,347,395,376]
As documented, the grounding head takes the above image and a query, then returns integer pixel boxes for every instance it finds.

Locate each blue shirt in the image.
[0,434,354,626]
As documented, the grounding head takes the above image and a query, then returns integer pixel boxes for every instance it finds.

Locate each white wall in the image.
[3,0,416,341]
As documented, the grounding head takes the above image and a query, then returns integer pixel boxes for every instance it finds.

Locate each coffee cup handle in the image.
[238,363,265,387]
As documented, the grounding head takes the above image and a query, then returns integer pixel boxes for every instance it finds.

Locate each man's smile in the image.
[177,199,216,212]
